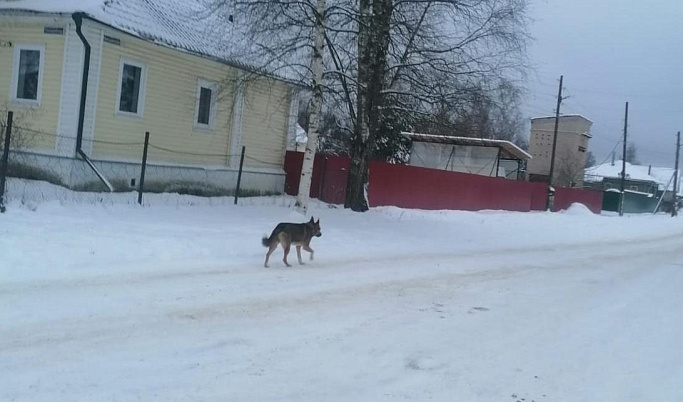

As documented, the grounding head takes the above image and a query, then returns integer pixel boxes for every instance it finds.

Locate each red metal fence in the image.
[284,151,602,213]
[552,186,603,214]
[284,152,349,205]
[368,162,548,212]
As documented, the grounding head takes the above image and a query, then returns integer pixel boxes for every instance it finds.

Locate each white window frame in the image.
[115,58,147,118]
[10,44,45,106]
[194,79,218,131]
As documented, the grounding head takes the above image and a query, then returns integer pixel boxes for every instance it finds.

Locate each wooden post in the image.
[673,131,680,217]
[0,111,13,213]
[234,146,246,205]
[619,102,628,217]
[547,75,563,210]
[137,131,150,205]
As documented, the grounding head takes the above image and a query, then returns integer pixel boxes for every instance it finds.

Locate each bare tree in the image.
[343,0,531,211]
[585,151,596,169]
[556,152,584,188]
[625,141,639,164]
[202,0,530,211]
[0,105,38,154]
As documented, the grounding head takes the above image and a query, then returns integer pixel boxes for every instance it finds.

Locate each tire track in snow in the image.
[2,236,682,354]
[2,229,682,295]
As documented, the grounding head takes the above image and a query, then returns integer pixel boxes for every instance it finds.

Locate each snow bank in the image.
[2,180,683,401]
[560,202,594,216]
[4,178,302,209]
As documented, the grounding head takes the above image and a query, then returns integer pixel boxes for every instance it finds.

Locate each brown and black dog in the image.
[262,217,322,267]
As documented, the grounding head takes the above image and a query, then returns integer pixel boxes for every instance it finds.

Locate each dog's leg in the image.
[278,233,292,267]
[296,246,304,265]
[264,243,277,268]
[303,245,315,261]
[282,243,292,267]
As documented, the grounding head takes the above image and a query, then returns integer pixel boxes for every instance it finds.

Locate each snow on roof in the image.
[530,114,593,123]
[295,124,308,144]
[586,160,681,194]
[401,132,532,161]
[0,0,297,84]
[0,0,103,14]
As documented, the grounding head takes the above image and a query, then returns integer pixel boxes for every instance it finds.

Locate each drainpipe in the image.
[72,13,113,191]
[73,13,89,153]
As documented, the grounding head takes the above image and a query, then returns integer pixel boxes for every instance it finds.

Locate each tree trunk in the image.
[345,140,370,211]
[344,0,393,212]
[296,0,326,213]
[344,0,371,211]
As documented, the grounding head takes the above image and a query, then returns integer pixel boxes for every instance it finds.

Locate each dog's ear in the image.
[315,219,320,224]
[309,216,315,223]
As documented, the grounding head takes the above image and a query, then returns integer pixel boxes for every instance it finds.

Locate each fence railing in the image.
[0,111,282,212]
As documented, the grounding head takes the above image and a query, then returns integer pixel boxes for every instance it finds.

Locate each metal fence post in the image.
[138,131,150,205]
[0,111,13,213]
[234,146,246,205]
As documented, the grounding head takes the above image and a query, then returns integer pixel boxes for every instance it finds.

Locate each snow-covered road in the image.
[1,197,682,401]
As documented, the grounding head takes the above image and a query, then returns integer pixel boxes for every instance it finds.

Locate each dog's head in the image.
[308,217,322,237]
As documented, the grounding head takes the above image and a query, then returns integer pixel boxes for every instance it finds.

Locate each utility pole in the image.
[619,102,628,217]
[673,131,680,217]
[547,75,563,211]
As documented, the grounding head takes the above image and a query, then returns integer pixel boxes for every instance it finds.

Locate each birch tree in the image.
[200,0,332,212]
[295,0,326,211]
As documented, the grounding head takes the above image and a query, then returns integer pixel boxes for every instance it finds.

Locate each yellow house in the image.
[0,0,303,193]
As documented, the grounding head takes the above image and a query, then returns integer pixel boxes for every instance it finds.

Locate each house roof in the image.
[0,0,302,86]
[585,160,682,195]
[530,114,593,123]
[401,132,532,161]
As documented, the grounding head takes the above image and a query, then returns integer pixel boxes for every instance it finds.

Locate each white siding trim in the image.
[83,29,104,155]
[55,22,71,155]
[55,21,104,157]
[286,88,300,151]
[55,22,84,156]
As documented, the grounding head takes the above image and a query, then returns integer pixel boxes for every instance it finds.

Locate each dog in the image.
[262,217,322,268]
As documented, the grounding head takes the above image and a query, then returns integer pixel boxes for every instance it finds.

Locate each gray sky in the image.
[523,0,683,168]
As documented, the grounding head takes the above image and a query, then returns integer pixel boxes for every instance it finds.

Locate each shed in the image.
[401,132,532,180]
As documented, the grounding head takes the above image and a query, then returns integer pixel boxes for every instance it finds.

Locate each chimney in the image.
[611,151,615,166]
[648,165,652,175]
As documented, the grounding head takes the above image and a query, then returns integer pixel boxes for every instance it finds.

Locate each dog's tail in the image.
[261,236,271,247]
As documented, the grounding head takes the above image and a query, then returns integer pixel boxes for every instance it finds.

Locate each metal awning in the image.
[401,132,532,161]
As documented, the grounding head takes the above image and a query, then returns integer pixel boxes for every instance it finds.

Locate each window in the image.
[11,44,44,104]
[116,59,146,116]
[578,145,586,152]
[194,80,217,130]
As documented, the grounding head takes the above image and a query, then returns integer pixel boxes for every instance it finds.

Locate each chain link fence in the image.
[0,111,285,211]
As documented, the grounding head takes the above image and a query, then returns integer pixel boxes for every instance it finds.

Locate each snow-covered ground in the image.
[2,188,683,401]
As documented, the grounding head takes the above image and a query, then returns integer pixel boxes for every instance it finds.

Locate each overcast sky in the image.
[523,0,683,168]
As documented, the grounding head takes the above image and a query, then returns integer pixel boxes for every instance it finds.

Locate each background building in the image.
[527,115,592,187]
[402,132,531,180]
